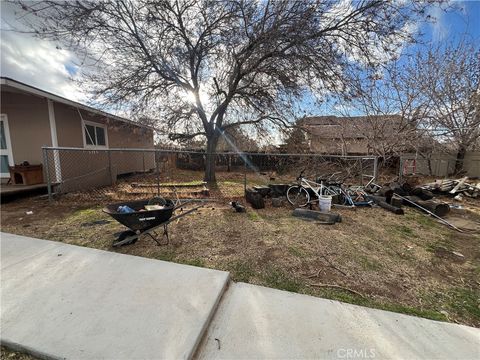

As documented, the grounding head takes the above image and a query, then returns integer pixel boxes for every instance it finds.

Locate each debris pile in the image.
[420,177,480,199]
[368,180,451,217]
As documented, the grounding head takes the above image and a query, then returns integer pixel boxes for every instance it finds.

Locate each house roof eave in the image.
[0,77,155,131]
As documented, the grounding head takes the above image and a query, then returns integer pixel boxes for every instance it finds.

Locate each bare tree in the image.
[216,127,259,152]
[12,0,434,180]
[337,41,479,174]
[336,62,432,160]
[283,124,310,154]
[416,42,480,173]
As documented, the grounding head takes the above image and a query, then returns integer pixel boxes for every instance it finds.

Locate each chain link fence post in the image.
[358,158,364,185]
[42,147,52,202]
[155,150,160,196]
[243,153,247,198]
[398,157,404,182]
[373,156,378,182]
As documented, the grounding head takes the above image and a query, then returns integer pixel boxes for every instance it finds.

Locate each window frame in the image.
[81,120,109,149]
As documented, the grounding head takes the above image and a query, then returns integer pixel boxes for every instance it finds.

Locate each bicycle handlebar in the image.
[296,168,306,181]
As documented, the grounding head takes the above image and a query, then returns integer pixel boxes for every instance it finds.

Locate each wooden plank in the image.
[449,177,468,194]
[131,182,207,188]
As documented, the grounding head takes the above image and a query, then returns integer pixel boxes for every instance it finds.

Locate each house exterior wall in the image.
[53,101,154,150]
[0,91,52,165]
[302,115,405,155]
[54,102,84,148]
[50,101,155,189]
[1,88,155,186]
[309,136,370,155]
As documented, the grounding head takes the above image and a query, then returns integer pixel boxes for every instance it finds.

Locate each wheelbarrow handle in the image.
[169,204,203,222]
[173,199,194,211]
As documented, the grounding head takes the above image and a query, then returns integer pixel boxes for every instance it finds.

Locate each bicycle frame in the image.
[299,177,340,198]
[298,177,355,206]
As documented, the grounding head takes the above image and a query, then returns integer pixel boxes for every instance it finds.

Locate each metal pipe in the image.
[40,146,377,159]
[393,193,462,232]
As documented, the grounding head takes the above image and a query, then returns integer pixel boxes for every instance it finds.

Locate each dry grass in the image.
[0,347,37,360]
[2,188,479,328]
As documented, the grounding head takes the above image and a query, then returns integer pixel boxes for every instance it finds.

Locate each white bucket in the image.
[319,195,332,213]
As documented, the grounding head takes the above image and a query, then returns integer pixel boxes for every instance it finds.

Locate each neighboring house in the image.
[0,77,155,190]
[300,115,408,155]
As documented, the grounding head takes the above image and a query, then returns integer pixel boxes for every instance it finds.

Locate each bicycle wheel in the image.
[286,186,310,207]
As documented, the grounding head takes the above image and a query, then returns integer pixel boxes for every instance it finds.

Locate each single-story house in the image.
[1,77,155,191]
[299,115,408,155]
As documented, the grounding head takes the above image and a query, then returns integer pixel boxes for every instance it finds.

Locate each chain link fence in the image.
[42,147,378,203]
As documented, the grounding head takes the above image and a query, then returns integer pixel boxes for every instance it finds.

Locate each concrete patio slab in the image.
[196,282,480,360]
[0,232,229,360]
[0,232,63,269]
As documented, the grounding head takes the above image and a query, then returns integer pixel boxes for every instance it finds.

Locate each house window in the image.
[82,121,108,148]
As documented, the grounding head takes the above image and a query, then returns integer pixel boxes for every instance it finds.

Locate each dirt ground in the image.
[0,347,36,360]
[2,173,480,329]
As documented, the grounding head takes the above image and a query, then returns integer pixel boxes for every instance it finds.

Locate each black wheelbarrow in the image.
[103,199,201,247]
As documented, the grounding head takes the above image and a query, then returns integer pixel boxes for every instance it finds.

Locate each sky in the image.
[1,1,479,115]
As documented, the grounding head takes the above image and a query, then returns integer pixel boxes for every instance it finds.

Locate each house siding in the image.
[309,137,370,155]
[54,102,84,148]
[1,87,155,186]
[50,101,155,186]
[0,91,52,165]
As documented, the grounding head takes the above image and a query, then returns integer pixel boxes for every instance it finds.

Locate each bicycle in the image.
[286,170,354,208]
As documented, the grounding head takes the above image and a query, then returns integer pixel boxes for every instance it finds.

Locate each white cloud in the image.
[0,2,85,102]
[428,5,448,41]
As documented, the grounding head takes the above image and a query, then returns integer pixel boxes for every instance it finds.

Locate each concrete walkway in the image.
[1,232,479,360]
[197,283,480,359]
[1,233,229,359]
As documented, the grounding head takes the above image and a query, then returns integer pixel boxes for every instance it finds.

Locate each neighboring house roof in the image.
[300,115,403,139]
[0,77,154,130]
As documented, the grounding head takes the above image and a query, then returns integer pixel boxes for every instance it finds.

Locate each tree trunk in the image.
[204,136,219,182]
[427,158,433,176]
[454,146,466,175]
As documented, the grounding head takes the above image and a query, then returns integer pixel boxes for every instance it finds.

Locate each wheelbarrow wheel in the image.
[148,196,167,206]
[114,230,138,246]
